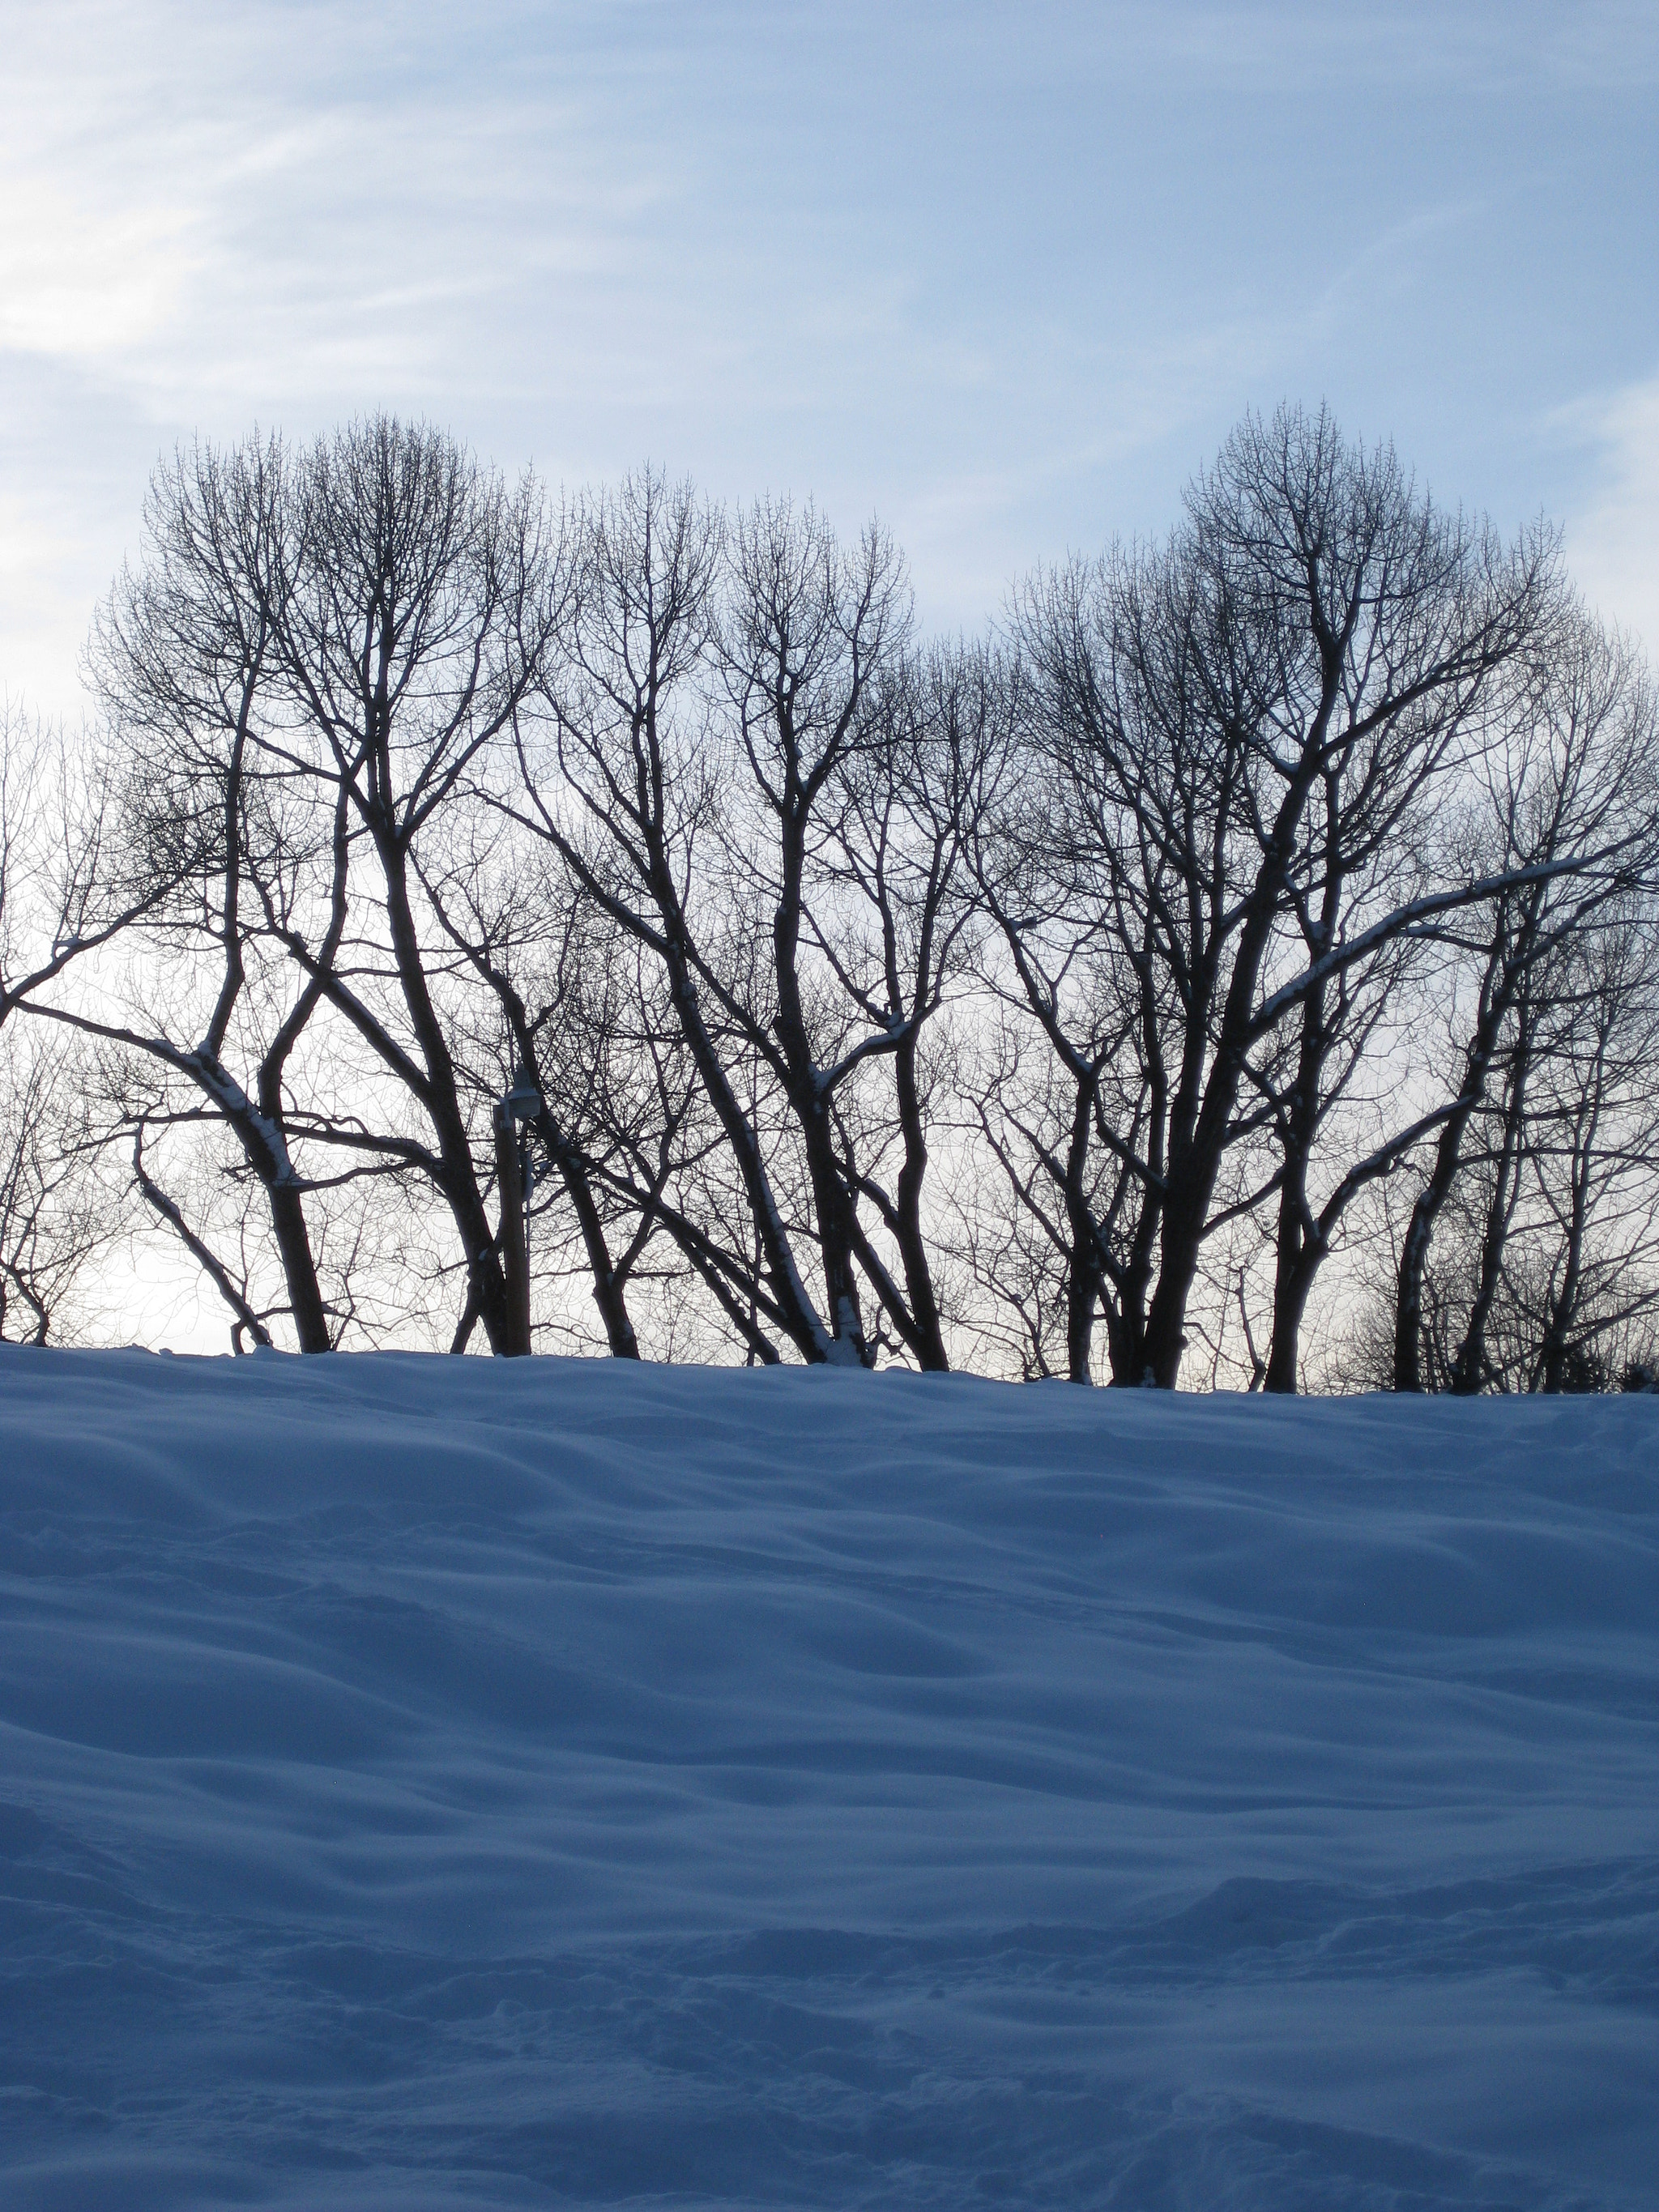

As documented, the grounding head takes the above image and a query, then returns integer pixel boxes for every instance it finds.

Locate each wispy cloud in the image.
[1563,377,1659,657]
[2,0,1653,713]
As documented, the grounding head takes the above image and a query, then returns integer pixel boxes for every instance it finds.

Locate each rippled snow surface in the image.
[2,1347,1657,2209]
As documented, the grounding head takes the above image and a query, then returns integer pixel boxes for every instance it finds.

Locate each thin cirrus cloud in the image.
[1563,380,1659,656]
[2,0,1656,722]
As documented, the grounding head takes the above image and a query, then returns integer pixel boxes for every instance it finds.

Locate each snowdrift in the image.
[2,1348,1657,2210]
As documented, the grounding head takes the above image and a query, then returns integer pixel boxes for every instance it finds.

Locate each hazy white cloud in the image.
[0,180,203,361]
[0,5,659,407]
[1564,377,1659,658]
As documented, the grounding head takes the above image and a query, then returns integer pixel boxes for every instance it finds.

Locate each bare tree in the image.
[989,405,1559,1385]
[0,704,181,1343]
[711,496,917,1361]
[1401,901,1659,1396]
[37,436,348,1350]
[19,401,1659,1387]
[412,826,655,1357]
[1392,612,1659,1389]
[513,472,974,1368]
[1249,731,1447,1392]
[966,722,1159,1384]
[0,1027,117,1344]
[245,416,569,1354]
[1,701,172,1038]
[510,473,803,1361]
[1526,906,1659,1390]
[802,642,997,1367]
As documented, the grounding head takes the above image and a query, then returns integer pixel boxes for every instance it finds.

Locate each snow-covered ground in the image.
[2,1349,1657,2210]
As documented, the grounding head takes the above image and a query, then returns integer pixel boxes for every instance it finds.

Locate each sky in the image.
[3,0,1657,714]
[2,0,1654,1352]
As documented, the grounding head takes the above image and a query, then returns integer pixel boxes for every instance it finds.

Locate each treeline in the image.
[3,405,1657,1391]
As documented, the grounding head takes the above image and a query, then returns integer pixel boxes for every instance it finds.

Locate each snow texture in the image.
[2,1347,1657,2210]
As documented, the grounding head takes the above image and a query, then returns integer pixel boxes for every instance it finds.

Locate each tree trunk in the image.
[1265,1035,1322,1394]
[889,1036,949,1371]
[1450,999,1533,1396]
[1395,943,1517,1390]
[267,1181,332,1353]
[542,1119,640,1359]
[493,1107,531,1357]
[375,825,513,1353]
[1539,1096,1598,1394]
[1060,1084,1101,1383]
[1263,1251,1312,1394]
[771,797,870,1364]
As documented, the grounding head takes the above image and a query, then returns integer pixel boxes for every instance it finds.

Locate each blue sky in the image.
[3,0,1657,717]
